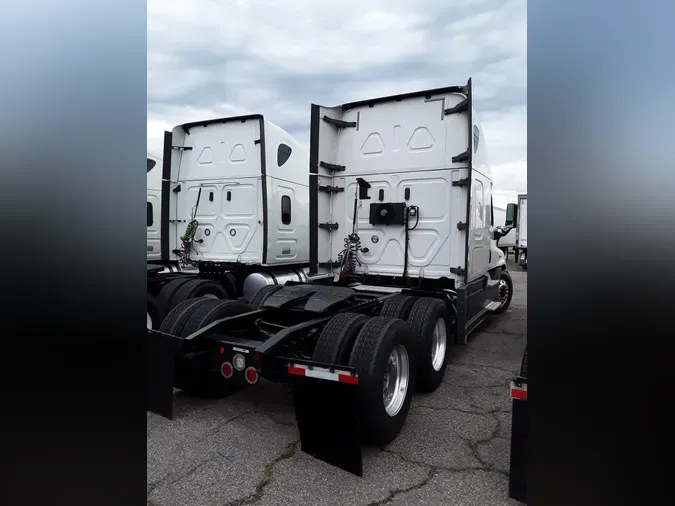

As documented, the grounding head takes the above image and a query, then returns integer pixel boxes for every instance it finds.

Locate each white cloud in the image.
[148,0,527,195]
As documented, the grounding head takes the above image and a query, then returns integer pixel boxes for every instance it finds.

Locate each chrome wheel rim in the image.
[382,344,410,417]
[431,317,447,371]
[498,279,510,304]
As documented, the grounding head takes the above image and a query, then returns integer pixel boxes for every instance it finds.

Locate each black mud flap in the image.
[146,329,183,419]
[289,362,362,476]
[509,375,528,502]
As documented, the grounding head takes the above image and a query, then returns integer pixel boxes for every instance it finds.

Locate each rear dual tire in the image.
[312,314,418,446]
[380,294,417,320]
[157,278,230,315]
[147,294,164,330]
[379,295,454,393]
[348,317,417,445]
[159,298,251,398]
[406,298,452,393]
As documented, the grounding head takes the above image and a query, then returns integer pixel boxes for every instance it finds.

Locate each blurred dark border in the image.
[529,1,675,504]
[0,1,147,505]
[1,1,674,505]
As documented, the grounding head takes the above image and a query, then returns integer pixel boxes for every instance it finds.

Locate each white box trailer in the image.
[516,193,527,268]
[499,194,527,269]
[146,80,517,477]
[495,204,517,253]
[493,205,506,227]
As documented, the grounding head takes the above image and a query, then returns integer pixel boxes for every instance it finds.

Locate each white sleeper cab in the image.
[146,115,312,329]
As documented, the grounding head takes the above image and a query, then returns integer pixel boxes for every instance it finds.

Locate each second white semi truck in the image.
[145,115,317,329]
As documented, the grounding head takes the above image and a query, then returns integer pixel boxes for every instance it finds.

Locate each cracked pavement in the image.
[147,265,527,505]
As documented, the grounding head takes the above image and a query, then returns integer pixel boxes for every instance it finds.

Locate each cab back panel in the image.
[170,118,264,263]
[311,89,484,282]
[147,188,162,260]
[329,170,467,278]
[335,96,469,175]
[147,153,162,260]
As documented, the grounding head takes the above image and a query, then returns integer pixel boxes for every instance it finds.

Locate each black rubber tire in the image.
[157,278,192,312]
[493,269,514,314]
[312,313,370,366]
[380,294,418,320]
[249,284,283,310]
[176,300,252,398]
[159,297,212,336]
[221,272,240,300]
[406,297,451,393]
[170,279,229,310]
[180,299,251,338]
[348,317,417,445]
[147,294,164,330]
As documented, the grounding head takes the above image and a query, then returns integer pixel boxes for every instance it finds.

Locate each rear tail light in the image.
[245,366,259,385]
[221,362,234,379]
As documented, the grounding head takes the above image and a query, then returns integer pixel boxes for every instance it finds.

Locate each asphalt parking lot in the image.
[147,263,527,506]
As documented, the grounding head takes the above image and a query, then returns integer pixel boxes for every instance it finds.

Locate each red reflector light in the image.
[221,362,233,379]
[219,347,225,355]
[338,374,359,385]
[245,367,259,384]
[287,366,305,377]
[511,388,527,401]
[254,352,262,361]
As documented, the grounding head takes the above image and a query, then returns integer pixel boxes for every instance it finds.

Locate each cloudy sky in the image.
[148,0,526,208]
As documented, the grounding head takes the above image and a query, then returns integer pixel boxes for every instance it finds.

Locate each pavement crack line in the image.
[400,406,509,478]
[148,456,219,496]
[147,411,253,496]
[411,404,510,416]
[224,439,300,506]
[263,415,297,428]
[374,448,511,505]
[454,362,517,374]
[451,383,509,388]
[380,447,487,475]
[462,411,509,477]
[194,410,254,444]
[367,466,439,506]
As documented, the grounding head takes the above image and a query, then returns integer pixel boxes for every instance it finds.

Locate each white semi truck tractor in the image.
[146,115,315,329]
[146,80,517,477]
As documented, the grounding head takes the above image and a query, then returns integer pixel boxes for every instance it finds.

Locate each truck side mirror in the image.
[505,203,518,227]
